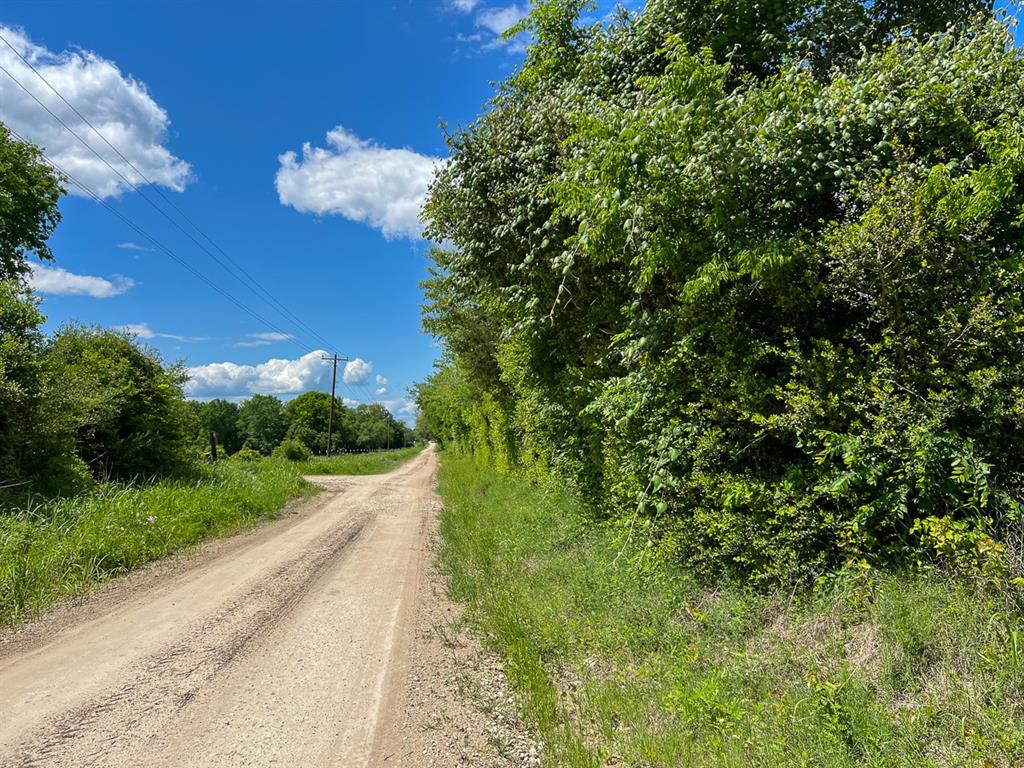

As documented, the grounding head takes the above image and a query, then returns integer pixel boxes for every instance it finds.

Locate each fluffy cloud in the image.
[375,373,390,395]
[235,332,295,348]
[275,126,441,239]
[0,25,191,198]
[449,0,479,10]
[186,350,331,398]
[343,357,373,385]
[29,263,133,297]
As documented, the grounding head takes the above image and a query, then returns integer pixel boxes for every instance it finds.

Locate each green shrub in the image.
[43,325,191,481]
[230,446,263,462]
[418,4,1024,582]
[272,438,313,462]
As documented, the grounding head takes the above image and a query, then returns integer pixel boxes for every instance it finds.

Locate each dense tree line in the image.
[188,394,414,457]
[0,123,413,495]
[416,0,1024,582]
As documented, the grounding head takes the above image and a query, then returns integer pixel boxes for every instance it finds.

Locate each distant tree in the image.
[194,399,242,455]
[237,394,287,455]
[284,391,351,454]
[43,325,191,480]
[350,403,407,450]
[0,123,64,281]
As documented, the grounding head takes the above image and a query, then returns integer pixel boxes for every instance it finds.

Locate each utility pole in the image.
[321,353,350,457]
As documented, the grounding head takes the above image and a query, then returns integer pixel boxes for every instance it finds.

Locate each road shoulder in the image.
[370,497,541,768]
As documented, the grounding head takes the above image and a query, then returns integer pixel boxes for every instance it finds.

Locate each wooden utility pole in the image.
[321,354,349,457]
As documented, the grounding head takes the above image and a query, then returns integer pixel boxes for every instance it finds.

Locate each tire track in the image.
[11,508,371,767]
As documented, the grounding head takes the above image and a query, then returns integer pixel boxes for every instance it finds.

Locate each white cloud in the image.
[0,25,191,198]
[186,350,331,398]
[375,396,419,424]
[116,241,148,251]
[29,262,133,297]
[235,331,295,348]
[375,374,390,395]
[476,4,528,36]
[449,0,479,10]
[275,126,442,239]
[119,322,205,342]
[343,357,373,385]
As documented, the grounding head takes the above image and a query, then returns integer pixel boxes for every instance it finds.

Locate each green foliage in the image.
[0,123,63,281]
[284,390,351,454]
[189,398,242,455]
[437,453,1024,766]
[237,393,287,455]
[419,2,1024,581]
[0,283,81,491]
[44,325,191,481]
[290,445,424,476]
[229,446,263,463]
[272,437,313,462]
[348,402,415,450]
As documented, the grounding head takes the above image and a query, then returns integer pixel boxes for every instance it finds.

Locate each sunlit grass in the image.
[292,445,423,476]
[436,453,1024,767]
[0,459,313,627]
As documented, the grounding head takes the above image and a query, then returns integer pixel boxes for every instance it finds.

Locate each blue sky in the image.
[0,0,633,420]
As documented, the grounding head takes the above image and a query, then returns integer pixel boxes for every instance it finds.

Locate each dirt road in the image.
[0,447,445,767]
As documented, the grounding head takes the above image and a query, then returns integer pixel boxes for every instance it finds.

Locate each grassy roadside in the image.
[436,453,1024,767]
[293,445,423,475]
[0,447,423,628]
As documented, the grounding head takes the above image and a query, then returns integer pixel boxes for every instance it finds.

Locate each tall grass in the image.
[437,453,1024,767]
[292,445,422,476]
[0,460,313,627]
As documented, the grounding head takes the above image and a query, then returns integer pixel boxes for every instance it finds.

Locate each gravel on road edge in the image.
[374,498,542,768]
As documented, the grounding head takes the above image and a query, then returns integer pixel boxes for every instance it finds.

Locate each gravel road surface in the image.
[0,447,484,767]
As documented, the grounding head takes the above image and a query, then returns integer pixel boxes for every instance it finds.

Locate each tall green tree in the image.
[0,123,63,281]
[284,391,351,454]
[420,1,1024,581]
[43,326,191,480]
[0,127,81,492]
[237,394,287,455]
[191,399,242,455]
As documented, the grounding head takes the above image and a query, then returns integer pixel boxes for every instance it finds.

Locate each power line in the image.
[0,43,379,406]
[5,126,319,357]
[0,34,339,354]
